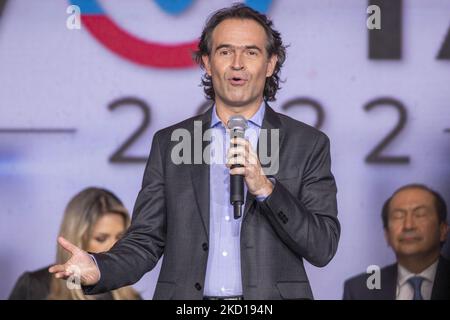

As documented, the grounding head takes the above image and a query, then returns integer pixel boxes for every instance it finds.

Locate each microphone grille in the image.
[227,115,248,131]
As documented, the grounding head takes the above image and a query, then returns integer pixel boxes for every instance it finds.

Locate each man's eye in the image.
[391,211,405,220]
[219,50,230,55]
[247,50,257,56]
[414,209,428,217]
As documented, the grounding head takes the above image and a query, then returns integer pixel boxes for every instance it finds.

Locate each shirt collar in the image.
[210,102,266,128]
[397,259,439,286]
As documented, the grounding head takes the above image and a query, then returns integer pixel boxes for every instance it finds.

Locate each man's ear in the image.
[266,54,278,77]
[202,55,212,76]
[384,229,391,247]
[439,222,449,243]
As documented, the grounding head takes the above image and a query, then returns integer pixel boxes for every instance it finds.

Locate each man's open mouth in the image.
[228,76,247,86]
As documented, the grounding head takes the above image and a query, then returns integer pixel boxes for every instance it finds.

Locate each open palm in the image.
[48,237,100,286]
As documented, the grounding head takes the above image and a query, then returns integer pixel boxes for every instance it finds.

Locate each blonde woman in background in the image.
[9,187,141,300]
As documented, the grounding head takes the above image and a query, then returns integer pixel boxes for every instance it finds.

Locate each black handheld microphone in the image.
[227,115,248,219]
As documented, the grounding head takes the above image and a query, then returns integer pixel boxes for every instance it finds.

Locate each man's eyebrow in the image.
[215,44,232,52]
[244,45,263,52]
[390,205,429,214]
[412,205,429,212]
[215,44,263,52]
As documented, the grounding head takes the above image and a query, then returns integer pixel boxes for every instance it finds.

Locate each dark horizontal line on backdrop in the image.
[0,128,77,134]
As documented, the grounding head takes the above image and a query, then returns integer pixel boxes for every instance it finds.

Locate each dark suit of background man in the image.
[50,4,340,300]
[344,184,450,300]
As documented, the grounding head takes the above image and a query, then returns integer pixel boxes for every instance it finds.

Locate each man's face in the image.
[385,188,448,258]
[202,18,277,108]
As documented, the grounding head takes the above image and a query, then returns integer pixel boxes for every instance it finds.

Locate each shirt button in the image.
[222,251,228,257]
[225,216,230,221]
[195,283,202,291]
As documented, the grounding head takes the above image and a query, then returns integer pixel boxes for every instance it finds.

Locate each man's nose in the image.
[403,212,416,230]
[231,52,244,70]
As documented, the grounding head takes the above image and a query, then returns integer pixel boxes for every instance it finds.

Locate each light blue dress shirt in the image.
[203,103,266,297]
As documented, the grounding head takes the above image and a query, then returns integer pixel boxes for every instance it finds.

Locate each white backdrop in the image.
[0,0,449,299]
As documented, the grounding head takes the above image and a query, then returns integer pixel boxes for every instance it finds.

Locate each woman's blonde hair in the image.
[48,187,140,300]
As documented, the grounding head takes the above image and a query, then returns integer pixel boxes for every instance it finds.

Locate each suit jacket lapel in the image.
[381,264,397,300]
[192,105,286,228]
[190,108,212,238]
[431,256,450,300]
[383,257,450,300]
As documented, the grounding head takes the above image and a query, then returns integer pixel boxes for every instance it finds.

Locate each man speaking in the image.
[49,4,340,300]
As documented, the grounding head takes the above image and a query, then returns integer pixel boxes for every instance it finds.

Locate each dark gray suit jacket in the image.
[85,105,340,299]
[343,256,450,300]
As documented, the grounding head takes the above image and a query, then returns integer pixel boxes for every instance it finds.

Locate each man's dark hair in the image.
[193,3,287,102]
[381,184,448,229]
